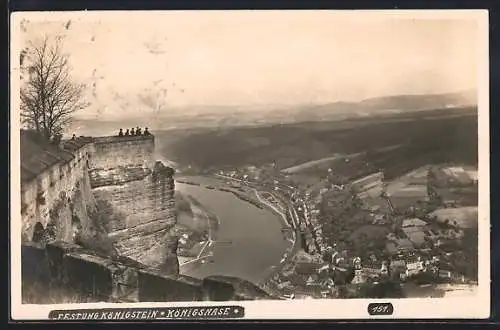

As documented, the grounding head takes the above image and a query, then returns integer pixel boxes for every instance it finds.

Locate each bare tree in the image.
[20,37,87,142]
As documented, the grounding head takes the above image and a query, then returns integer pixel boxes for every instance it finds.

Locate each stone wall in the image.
[22,242,276,303]
[21,143,96,243]
[137,271,203,302]
[90,136,155,171]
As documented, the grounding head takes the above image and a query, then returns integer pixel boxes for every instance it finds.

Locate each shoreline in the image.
[175,176,300,292]
[176,178,265,210]
[175,177,295,230]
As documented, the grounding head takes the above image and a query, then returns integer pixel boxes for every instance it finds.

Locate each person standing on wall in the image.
[130,127,135,136]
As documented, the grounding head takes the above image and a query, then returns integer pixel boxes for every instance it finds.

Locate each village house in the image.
[405,256,425,277]
[361,267,382,279]
[360,259,387,279]
[389,259,407,279]
[351,269,366,284]
[390,259,406,269]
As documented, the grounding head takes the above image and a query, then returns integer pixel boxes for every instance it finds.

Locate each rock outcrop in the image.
[89,161,179,275]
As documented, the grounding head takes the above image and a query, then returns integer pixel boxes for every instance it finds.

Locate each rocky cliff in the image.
[88,161,179,275]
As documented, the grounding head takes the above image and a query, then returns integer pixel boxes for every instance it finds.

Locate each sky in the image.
[13,11,483,120]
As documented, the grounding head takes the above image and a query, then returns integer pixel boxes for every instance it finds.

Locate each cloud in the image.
[17,12,480,120]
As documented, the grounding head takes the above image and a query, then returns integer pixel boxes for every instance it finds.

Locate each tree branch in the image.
[20,36,85,141]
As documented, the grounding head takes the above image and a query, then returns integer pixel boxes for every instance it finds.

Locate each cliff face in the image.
[50,172,98,243]
[89,161,179,275]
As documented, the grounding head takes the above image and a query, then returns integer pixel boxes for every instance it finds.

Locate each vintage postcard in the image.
[10,10,490,320]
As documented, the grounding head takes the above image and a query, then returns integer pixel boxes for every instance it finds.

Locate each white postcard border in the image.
[9,9,490,320]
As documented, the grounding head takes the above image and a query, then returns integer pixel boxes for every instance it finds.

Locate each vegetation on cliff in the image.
[175,191,194,216]
[74,198,118,258]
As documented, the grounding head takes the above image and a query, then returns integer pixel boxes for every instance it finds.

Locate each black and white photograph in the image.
[10,10,490,320]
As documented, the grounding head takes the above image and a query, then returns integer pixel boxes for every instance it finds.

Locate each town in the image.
[178,155,478,299]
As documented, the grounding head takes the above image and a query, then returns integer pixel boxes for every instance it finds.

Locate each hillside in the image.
[287,90,476,122]
[155,106,477,179]
[67,90,477,136]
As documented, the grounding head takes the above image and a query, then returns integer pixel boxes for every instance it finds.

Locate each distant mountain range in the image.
[71,89,477,135]
[282,89,477,123]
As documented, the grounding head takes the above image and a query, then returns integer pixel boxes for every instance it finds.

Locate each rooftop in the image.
[61,136,93,152]
[20,130,154,184]
[20,130,84,184]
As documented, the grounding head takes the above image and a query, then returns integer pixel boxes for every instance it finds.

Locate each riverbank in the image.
[176,177,295,240]
[175,191,217,260]
[183,194,219,232]
[176,178,265,210]
[174,176,294,284]
[192,175,326,298]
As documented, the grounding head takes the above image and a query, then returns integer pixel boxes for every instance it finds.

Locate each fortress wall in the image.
[90,136,155,170]
[21,143,95,243]
[21,242,274,303]
[137,271,203,302]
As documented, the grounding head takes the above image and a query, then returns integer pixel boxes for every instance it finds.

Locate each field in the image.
[429,207,479,229]
[155,107,477,180]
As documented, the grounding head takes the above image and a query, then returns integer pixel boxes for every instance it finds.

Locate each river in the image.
[175,177,292,285]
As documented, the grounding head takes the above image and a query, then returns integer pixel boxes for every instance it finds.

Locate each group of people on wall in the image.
[117,126,151,137]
